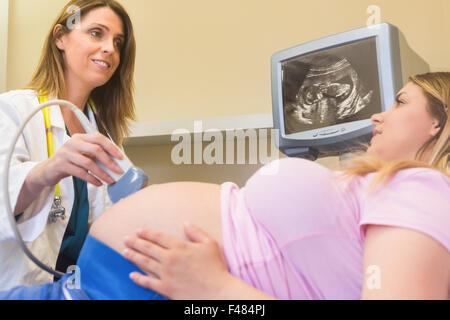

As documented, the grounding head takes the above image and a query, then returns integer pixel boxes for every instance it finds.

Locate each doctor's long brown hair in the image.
[27,0,136,145]
[337,72,450,190]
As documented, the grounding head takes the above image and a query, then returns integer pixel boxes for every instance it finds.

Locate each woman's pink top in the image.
[220,158,450,299]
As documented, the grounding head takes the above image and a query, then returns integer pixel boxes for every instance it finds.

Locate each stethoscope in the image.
[3,98,98,277]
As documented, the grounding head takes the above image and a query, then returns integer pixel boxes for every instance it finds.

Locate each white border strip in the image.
[0,0,9,93]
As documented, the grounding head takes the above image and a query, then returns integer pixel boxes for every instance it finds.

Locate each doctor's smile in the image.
[0,0,449,302]
[92,59,112,70]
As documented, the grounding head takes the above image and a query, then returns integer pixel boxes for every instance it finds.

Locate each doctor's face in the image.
[55,6,125,90]
[367,82,441,162]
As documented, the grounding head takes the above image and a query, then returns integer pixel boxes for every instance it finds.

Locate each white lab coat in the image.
[0,89,113,290]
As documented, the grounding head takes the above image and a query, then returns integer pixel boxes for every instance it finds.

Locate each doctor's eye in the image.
[89,29,103,38]
[114,38,124,50]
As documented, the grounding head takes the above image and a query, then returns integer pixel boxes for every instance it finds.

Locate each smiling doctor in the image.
[0,0,136,290]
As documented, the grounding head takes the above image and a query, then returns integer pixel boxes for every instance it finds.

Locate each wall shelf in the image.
[123,113,274,147]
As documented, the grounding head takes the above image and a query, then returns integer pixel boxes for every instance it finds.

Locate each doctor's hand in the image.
[31,133,124,188]
[14,133,124,215]
[123,224,231,300]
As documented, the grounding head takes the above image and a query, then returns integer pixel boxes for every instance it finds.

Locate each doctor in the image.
[0,0,136,290]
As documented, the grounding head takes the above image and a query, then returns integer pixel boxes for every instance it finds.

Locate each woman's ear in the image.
[429,119,441,137]
[53,24,66,51]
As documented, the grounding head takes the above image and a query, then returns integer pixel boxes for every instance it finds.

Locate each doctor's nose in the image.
[102,39,115,55]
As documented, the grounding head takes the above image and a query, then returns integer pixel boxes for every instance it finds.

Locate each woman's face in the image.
[55,6,125,91]
[367,81,441,162]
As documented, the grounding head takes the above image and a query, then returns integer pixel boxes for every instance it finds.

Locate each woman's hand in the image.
[123,223,231,300]
[32,133,124,188]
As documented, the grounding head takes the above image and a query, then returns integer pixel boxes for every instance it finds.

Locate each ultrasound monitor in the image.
[271,23,428,160]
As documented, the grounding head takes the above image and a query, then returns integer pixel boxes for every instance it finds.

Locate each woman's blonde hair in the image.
[27,0,136,145]
[338,72,450,190]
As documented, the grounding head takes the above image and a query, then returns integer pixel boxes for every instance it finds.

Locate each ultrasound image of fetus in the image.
[283,54,373,133]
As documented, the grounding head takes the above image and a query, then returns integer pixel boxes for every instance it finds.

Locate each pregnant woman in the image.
[96,72,450,300]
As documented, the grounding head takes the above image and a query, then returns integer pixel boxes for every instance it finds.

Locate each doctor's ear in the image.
[53,24,67,50]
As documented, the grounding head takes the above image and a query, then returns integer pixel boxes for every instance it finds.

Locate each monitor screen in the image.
[281,37,382,135]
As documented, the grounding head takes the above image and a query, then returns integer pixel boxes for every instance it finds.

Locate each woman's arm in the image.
[123,224,276,300]
[361,225,450,300]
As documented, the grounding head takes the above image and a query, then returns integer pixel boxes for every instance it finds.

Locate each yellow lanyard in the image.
[39,93,61,198]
